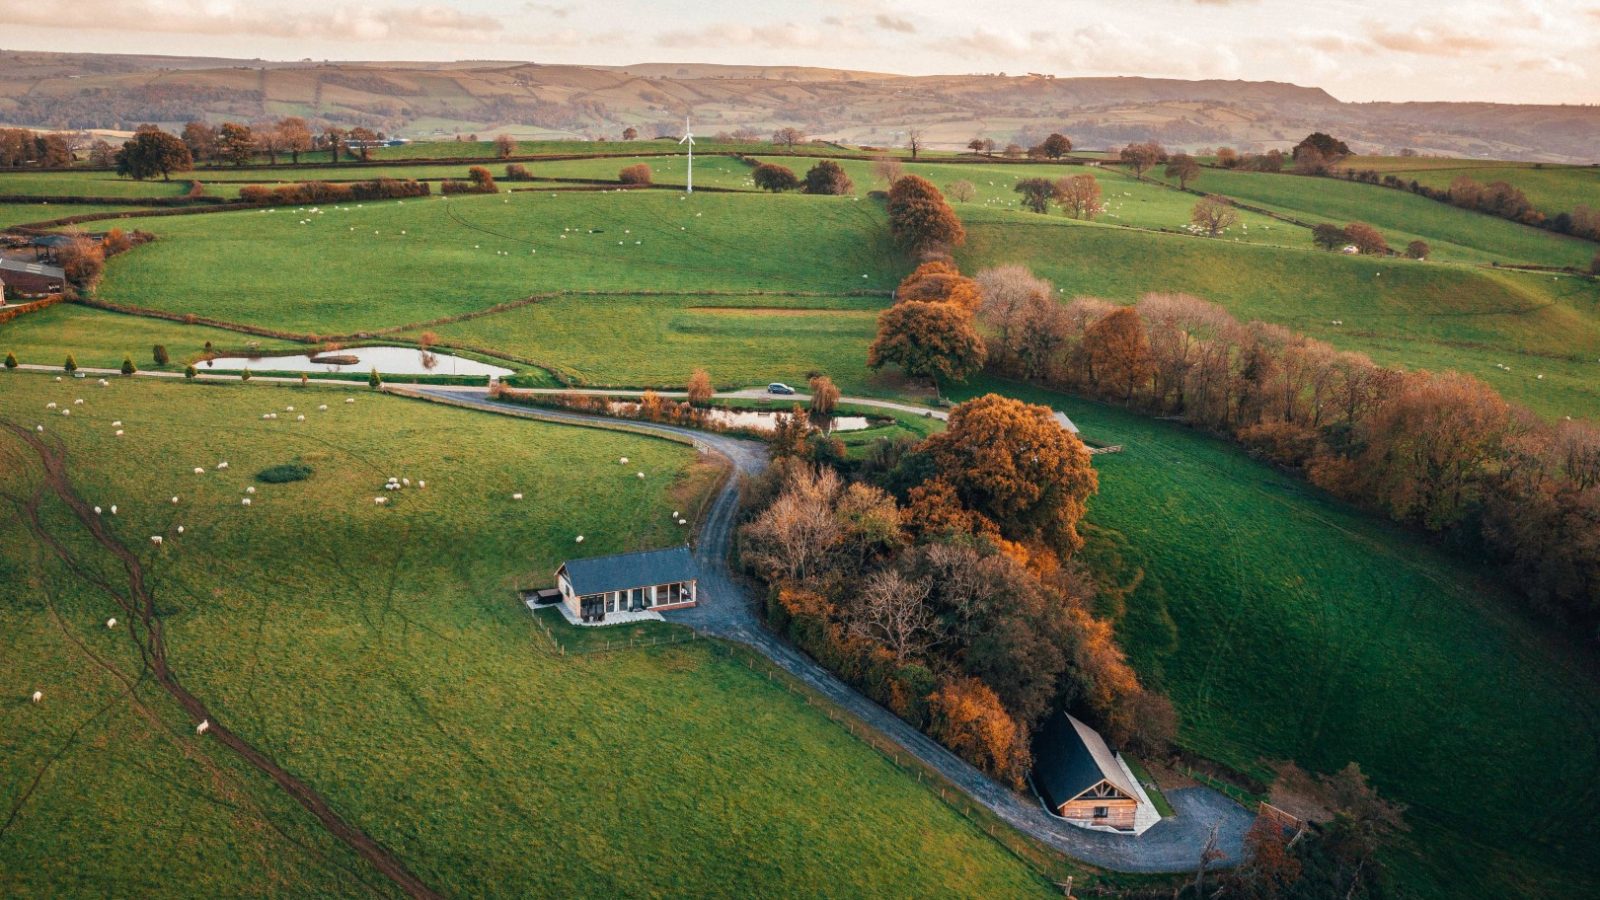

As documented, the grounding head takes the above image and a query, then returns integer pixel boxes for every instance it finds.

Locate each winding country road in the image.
[403,385,1252,875]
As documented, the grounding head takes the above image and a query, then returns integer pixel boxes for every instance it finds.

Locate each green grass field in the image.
[0,171,196,199]
[950,377,1600,899]
[1146,166,1595,268]
[0,371,1051,897]
[408,292,883,391]
[97,191,899,334]
[1349,156,1600,217]
[0,304,304,371]
[0,202,158,228]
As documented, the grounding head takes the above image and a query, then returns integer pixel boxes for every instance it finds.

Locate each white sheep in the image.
[106,618,117,628]
[151,535,163,546]
[512,492,524,501]
[176,526,184,534]
[619,457,629,464]
[318,404,328,411]
[61,408,70,416]
[109,505,117,515]
[46,402,56,409]
[417,480,426,489]
[98,379,108,386]
[74,399,83,405]
[194,467,205,475]
[375,496,388,505]
[402,478,411,487]
[171,496,179,504]
[296,415,305,422]
[31,690,42,704]
[576,535,585,543]
[345,398,355,404]
[241,498,251,507]
[36,425,44,432]
[286,406,295,412]
[245,486,256,495]
[115,430,124,437]
[217,462,229,470]
[636,472,645,479]
[94,506,102,515]
[196,720,210,735]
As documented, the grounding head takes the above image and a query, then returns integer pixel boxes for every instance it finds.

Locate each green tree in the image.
[185,364,198,379]
[802,160,854,195]
[1165,154,1201,189]
[121,355,137,376]
[239,368,251,382]
[152,344,170,366]
[887,175,965,255]
[1292,132,1350,161]
[1013,178,1054,214]
[368,367,382,389]
[115,129,193,181]
[64,354,77,373]
[1312,223,1347,251]
[4,351,17,369]
[752,163,799,192]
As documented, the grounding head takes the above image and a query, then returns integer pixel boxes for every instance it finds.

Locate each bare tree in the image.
[1191,194,1240,237]
[1193,821,1224,898]
[976,265,1053,354]
[844,569,938,662]
[907,128,925,160]
[771,126,805,149]
[741,466,844,584]
[872,155,905,185]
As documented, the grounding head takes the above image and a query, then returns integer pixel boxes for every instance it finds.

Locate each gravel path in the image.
[405,385,1253,874]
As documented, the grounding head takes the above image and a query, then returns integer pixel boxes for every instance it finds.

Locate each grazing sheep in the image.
[286,406,295,412]
[61,409,70,416]
[98,379,108,386]
[74,399,83,405]
[576,535,585,543]
[115,430,124,437]
[150,535,163,546]
[512,493,524,501]
[374,496,388,505]
[318,404,328,411]
[196,720,210,735]
[619,457,629,464]
[417,480,426,489]
[106,618,117,628]
[296,415,305,422]
[171,496,179,504]
[217,462,229,470]
[177,526,185,534]
[94,506,102,515]
[636,472,645,479]
[36,426,44,432]
[109,505,117,515]
[345,398,355,404]
[194,468,205,475]
[245,486,256,495]
[241,498,251,507]
[402,478,411,487]
[31,690,42,704]
[46,402,56,409]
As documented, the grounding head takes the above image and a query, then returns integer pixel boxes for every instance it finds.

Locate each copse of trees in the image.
[886,175,965,255]
[239,178,429,206]
[0,128,72,167]
[1293,132,1351,161]
[972,269,1600,642]
[442,167,497,194]
[802,160,853,195]
[752,163,799,192]
[115,128,192,181]
[1310,222,1390,254]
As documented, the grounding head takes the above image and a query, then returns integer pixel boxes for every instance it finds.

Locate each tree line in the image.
[978,275,1600,643]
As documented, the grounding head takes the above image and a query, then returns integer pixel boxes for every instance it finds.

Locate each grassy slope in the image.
[0,202,155,228]
[0,171,194,199]
[949,377,1600,899]
[1146,167,1594,268]
[407,293,882,391]
[97,191,900,334]
[0,304,303,370]
[1350,157,1600,216]
[0,372,1049,898]
[955,208,1600,420]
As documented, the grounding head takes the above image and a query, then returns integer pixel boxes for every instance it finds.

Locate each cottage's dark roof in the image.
[1032,713,1136,809]
[31,234,76,248]
[560,545,695,596]
[0,258,65,278]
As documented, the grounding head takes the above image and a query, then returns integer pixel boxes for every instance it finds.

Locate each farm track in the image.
[401,385,1255,875]
[0,419,443,900]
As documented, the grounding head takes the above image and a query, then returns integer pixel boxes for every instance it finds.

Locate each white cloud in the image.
[0,0,505,41]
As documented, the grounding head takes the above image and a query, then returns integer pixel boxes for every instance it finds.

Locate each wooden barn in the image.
[556,545,697,624]
[1031,713,1142,831]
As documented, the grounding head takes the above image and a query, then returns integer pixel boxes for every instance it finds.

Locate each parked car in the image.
[767,382,795,395]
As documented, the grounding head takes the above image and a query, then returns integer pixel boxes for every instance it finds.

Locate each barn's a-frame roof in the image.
[1031,713,1136,809]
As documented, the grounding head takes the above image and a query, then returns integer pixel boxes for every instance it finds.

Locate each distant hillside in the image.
[1,49,1595,161]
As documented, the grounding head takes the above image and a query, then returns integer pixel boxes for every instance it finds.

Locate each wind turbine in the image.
[679,117,695,193]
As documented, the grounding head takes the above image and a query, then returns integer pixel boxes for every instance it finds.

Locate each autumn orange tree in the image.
[886,175,965,255]
[921,393,1098,556]
[927,676,1031,787]
[807,374,840,416]
[1053,174,1102,220]
[894,260,982,313]
[1081,305,1154,402]
[867,302,985,383]
[685,368,714,407]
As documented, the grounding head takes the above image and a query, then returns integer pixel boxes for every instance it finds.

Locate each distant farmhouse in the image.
[556,546,698,624]
[0,258,65,299]
[1031,713,1159,834]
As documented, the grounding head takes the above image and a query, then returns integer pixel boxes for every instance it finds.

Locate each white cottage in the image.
[556,546,698,624]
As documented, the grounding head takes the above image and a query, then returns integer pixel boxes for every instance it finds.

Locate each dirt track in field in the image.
[0,419,443,900]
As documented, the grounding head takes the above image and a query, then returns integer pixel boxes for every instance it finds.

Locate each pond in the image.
[201,346,514,378]
[702,407,876,433]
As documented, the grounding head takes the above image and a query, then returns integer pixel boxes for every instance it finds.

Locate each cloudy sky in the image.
[4,0,1596,104]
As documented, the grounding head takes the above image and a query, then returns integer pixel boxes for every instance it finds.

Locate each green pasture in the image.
[0,202,156,228]
[0,372,1051,897]
[953,378,1600,899]
[410,293,883,392]
[1348,156,1600,217]
[1146,166,1595,268]
[0,170,196,199]
[195,155,762,194]
[97,191,899,334]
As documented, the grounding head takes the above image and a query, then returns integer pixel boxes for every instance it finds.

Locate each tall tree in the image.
[217,122,255,167]
[1040,132,1072,159]
[1118,141,1166,178]
[1052,174,1102,220]
[1190,194,1240,237]
[771,126,805,149]
[1082,306,1154,402]
[921,393,1098,555]
[181,121,217,163]
[278,117,312,164]
[886,175,965,255]
[323,126,347,163]
[347,127,378,161]
[868,302,985,383]
[1165,153,1201,189]
[493,133,516,158]
[621,126,638,141]
[906,128,925,160]
[1013,178,1054,214]
[115,130,193,181]
[752,163,799,192]
[802,160,854,195]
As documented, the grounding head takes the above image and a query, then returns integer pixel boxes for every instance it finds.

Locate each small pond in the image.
[704,407,876,433]
[202,346,514,378]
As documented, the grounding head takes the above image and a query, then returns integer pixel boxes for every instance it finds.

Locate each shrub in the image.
[184,364,197,379]
[686,368,713,406]
[1405,240,1431,260]
[4,351,16,369]
[618,163,653,185]
[1311,223,1347,251]
[468,166,496,192]
[752,163,799,192]
[369,367,382,389]
[240,179,429,206]
[256,462,313,484]
[505,164,532,181]
[121,355,137,375]
[802,160,853,195]
[1343,222,1390,255]
[239,368,251,382]
[64,354,77,373]
[152,344,169,366]
[944,180,976,202]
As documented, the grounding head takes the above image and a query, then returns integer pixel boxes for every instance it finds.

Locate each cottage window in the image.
[1093,806,1109,819]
